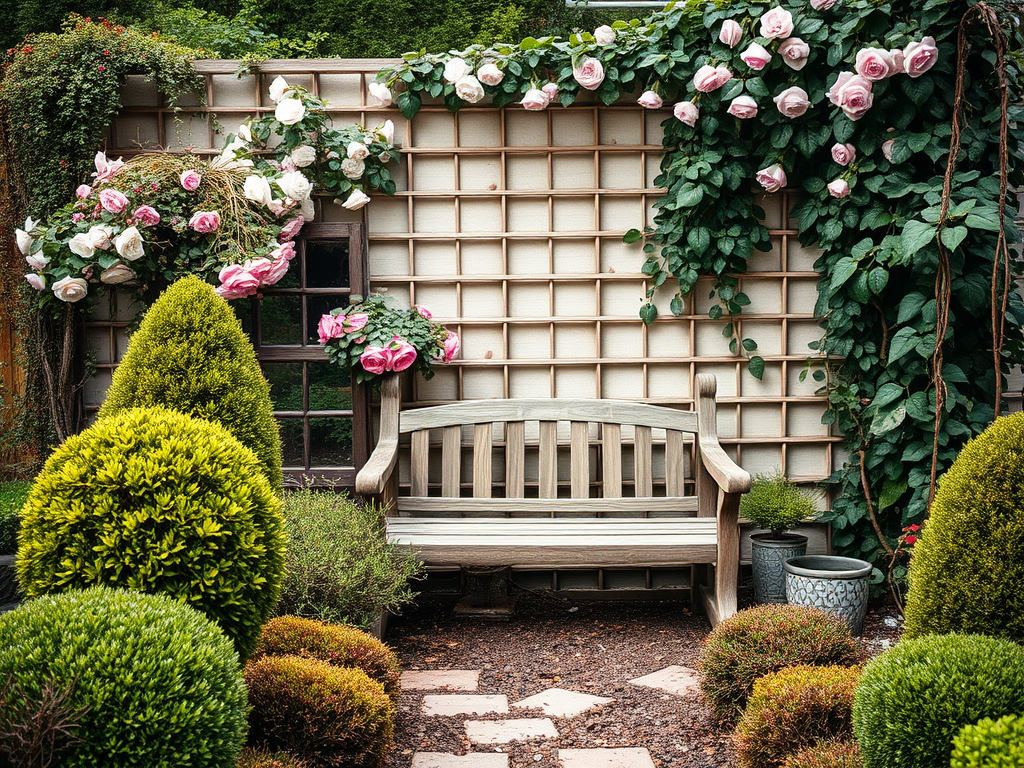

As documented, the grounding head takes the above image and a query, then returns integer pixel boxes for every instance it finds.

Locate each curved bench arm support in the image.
[355,375,401,497]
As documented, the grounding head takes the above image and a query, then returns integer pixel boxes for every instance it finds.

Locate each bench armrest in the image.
[695,373,751,495]
[355,375,401,497]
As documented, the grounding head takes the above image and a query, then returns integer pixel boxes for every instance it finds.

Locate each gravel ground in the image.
[385,584,904,767]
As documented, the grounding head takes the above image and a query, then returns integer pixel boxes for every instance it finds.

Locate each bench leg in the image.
[453,566,517,621]
[698,489,741,628]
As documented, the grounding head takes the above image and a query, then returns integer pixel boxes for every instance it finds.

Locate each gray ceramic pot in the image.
[785,555,872,636]
[750,533,808,604]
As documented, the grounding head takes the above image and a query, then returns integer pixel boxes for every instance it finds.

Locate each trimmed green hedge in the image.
[0,480,30,555]
[950,715,1024,768]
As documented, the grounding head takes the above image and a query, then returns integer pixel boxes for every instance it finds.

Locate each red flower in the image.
[98,65,105,72]
[904,535,918,546]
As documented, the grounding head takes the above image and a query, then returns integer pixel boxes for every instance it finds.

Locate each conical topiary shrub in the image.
[903,412,1024,642]
[99,275,282,486]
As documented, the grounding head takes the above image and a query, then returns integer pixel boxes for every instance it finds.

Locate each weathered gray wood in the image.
[397,497,699,515]
[696,374,750,495]
[411,429,429,498]
[442,426,461,497]
[505,421,525,499]
[666,429,685,497]
[539,421,557,499]
[399,399,698,433]
[634,426,653,498]
[602,423,622,499]
[570,421,590,498]
[473,423,492,498]
[355,374,401,496]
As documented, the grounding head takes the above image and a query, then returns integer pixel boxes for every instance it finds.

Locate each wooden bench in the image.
[356,374,750,626]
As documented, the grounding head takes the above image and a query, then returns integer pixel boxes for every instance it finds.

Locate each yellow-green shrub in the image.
[244,655,394,768]
[782,740,863,768]
[99,275,282,487]
[237,747,308,768]
[950,715,1024,768]
[903,412,1024,641]
[253,616,401,701]
[16,407,286,660]
[736,665,861,768]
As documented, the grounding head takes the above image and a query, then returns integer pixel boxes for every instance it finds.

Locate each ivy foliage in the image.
[381,0,1024,571]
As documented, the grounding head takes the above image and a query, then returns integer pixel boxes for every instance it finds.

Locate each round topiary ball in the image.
[950,715,1024,768]
[736,665,861,768]
[16,406,286,660]
[253,616,401,701]
[99,275,283,487]
[782,740,863,768]
[853,634,1024,768]
[699,605,862,722]
[245,655,395,768]
[0,586,247,768]
[903,412,1024,641]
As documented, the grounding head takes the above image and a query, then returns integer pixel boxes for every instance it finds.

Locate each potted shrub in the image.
[741,472,816,604]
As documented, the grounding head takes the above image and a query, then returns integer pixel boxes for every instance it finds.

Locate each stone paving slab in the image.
[628,665,701,697]
[401,670,481,691]
[465,718,559,744]
[558,748,656,767]
[512,687,613,718]
[422,694,509,717]
[411,754,509,768]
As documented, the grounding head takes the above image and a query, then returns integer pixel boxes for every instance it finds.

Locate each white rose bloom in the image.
[455,75,485,104]
[368,82,393,106]
[15,228,33,256]
[594,25,617,45]
[268,76,290,103]
[68,233,95,259]
[88,224,114,250]
[24,216,38,230]
[52,276,88,303]
[341,158,366,179]
[114,226,146,262]
[275,98,306,126]
[26,253,49,271]
[443,57,470,84]
[291,145,317,168]
[244,175,274,206]
[341,189,371,210]
[378,119,396,144]
[477,63,503,86]
[300,197,316,221]
[276,170,313,201]
[347,141,370,161]
[237,122,252,142]
[100,262,137,284]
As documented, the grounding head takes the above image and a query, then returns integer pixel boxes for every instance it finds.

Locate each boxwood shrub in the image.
[245,655,394,768]
[903,412,1024,642]
[736,665,861,768]
[950,715,1024,768]
[99,275,282,487]
[698,605,862,722]
[253,615,401,701]
[0,480,29,555]
[854,634,1024,768]
[782,741,863,768]
[0,586,247,768]
[16,406,286,659]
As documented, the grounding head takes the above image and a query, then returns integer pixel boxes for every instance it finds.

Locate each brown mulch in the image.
[385,585,903,767]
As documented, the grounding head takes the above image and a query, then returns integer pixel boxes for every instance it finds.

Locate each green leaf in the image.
[871,404,907,436]
[888,327,920,364]
[747,356,765,380]
[829,257,858,291]
[872,383,904,410]
[939,225,968,252]
[623,228,643,244]
[878,478,907,510]
[897,293,927,324]
[639,303,657,325]
[687,227,711,254]
[901,220,936,259]
[670,295,683,316]
[867,266,888,295]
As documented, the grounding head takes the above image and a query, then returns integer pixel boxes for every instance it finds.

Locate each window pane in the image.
[260,296,302,345]
[232,298,255,340]
[309,417,353,467]
[278,418,305,468]
[308,362,352,412]
[306,240,350,288]
[263,362,304,411]
[274,256,301,289]
[306,294,350,345]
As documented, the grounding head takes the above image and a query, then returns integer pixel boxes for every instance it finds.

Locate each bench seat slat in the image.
[397,497,699,515]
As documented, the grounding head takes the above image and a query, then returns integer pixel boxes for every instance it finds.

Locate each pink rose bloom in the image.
[827,72,874,121]
[278,216,305,242]
[759,7,794,39]
[442,330,461,362]
[674,101,700,127]
[855,47,896,81]
[26,253,47,271]
[180,169,201,191]
[389,337,418,372]
[261,255,291,286]
[774,86,811,118]
[903,36,938,77]
[756,164,787,192]
[573,57,605,90]
[693,65,732,93]
[280,158,297,172]
[882,139,896,162]
[216,263,260,300]
[189,210,221,233]
[98,189,129,214]
[246,257,277,284]
[542,82,559,101]
[415,305,433,319]
[637,90,664,109]
[810,0,838,8]
[719,19,742,48]
[276,241,297,261]
[831,143,856,165]
[25,273,45,291]
[741,42,772,70]
[72,212,85,223]
[317,313,348,344]
[91,151,124,183]
[727,95,759,119]
[778,38,810,70]
[133,205,160,226]
[76,184,92,200]
[522,88,550,111]
[344,313,369,333]
[359,345,390,375]
[828,179,850,198]
[890,48,906,72]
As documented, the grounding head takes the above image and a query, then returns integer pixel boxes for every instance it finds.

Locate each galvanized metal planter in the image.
[750,533,808,604]
[785,555,872,636]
